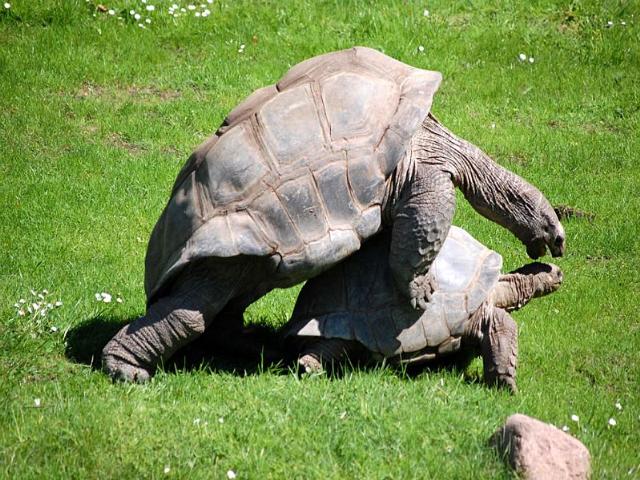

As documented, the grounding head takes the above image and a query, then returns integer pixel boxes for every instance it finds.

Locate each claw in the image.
[497,375,518,395]
[408,273,436,310]
[416,296,429,311]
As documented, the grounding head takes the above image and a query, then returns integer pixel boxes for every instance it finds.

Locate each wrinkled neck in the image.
[412,114,541,241]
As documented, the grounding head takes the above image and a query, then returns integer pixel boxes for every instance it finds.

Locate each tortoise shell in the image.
[283,226,503,359]
[145,47,441,301]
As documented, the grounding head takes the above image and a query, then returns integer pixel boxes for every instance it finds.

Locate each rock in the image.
[491,413,591,479]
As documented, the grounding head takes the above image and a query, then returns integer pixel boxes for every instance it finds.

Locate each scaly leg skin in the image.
[389,165,456,310]
[492,262,563,312]
[297,338,361,374]
[102,263,240,382]
[479,306,518,394]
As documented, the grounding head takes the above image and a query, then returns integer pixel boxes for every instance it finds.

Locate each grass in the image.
[1,0,639,478]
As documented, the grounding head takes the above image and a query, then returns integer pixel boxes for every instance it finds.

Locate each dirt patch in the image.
[75,82,104,99]
[73,82,181,102]
[447,12,472,27]
[107,132,145,154]
[126,86,182,101]
[581,122,621,135]
[162,145,182,156]
[554,204,595,222]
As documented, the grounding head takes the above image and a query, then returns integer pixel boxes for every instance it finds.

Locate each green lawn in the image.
[1,0,639,478]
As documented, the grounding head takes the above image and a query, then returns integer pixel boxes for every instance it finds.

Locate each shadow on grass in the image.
[65,316,481,383]
[64,316,292,376]
[65,316,125,369]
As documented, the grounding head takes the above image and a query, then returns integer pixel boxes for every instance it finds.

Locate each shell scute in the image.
[223,85,278,129]
[258,84,327,169]
[250,190,302,253]
[376,128,407,176]
[277,176,328,244]
[354,206,382,240]
[346,150,386,207]
[395,313,428,354]
[321,72,399,147]
[200,122,268,205]
[314,163,361,228]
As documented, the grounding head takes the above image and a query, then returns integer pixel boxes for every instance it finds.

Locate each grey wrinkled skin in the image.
[284,227,563,393]
[102,47,565,382]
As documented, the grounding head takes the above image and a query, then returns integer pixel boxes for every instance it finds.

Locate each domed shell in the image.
[145,47,442,301]
[284,226,503,358]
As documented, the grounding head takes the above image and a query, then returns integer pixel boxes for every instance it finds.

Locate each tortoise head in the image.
[514,191,566,260]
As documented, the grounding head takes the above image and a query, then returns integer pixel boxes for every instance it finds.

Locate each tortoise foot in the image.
[298,353,323,374]
[102,328,154,383]
[486,372,518,395]
[408,272,436,310]
[102,352,152,383]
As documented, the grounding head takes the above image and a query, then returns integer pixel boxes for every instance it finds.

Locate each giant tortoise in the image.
[102,47,565,382]
[283,226,563,392]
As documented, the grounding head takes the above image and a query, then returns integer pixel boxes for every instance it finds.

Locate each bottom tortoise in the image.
[283,226,563,392]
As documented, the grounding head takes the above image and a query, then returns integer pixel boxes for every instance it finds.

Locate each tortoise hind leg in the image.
[296,338,364,374]
[479,306,518,394]
[102,259,249,382]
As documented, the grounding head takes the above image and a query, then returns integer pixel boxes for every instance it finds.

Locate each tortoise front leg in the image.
[389,166,455,310]
[482,306,518,393]
[465,304,518,394]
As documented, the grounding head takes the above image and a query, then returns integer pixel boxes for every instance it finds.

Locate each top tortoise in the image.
[103,47,565,382]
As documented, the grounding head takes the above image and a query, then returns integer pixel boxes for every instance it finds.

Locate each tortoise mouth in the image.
[549,235,565,258]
